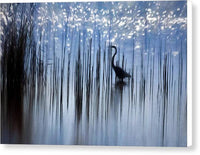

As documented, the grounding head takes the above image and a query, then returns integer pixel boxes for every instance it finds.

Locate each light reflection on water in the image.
[1,1,187,146]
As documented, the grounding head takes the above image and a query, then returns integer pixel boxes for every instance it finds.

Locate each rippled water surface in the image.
[1,1,187,146]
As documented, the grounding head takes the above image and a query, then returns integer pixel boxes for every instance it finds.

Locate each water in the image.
[0,1,187,146]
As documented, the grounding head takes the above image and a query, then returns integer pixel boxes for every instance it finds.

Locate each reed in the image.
[0,3,187,146]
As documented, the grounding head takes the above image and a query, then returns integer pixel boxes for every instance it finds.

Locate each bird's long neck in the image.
[111,46,117,68]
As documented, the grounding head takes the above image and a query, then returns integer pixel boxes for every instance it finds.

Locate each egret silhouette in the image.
[111,45,131,81]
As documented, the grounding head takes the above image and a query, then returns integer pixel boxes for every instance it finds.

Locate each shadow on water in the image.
[115,80,128,89]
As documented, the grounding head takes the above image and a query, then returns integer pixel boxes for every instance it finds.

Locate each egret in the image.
[110,45,131,81]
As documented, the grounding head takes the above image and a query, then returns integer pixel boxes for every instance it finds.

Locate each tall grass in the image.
[0,3,187,146]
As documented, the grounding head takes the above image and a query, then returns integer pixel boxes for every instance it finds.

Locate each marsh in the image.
[0,1,187,146]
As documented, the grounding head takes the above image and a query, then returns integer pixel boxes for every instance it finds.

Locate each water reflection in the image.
[1,1,187,146]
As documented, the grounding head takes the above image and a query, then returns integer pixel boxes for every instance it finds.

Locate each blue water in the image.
[0,1,187,146]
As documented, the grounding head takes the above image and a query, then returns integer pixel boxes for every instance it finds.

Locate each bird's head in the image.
[108,45,117,50]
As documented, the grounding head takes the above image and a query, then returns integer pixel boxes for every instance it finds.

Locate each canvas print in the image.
[0,1,187,146]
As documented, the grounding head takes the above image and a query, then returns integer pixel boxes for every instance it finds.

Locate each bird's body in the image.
[111,46,131,81]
